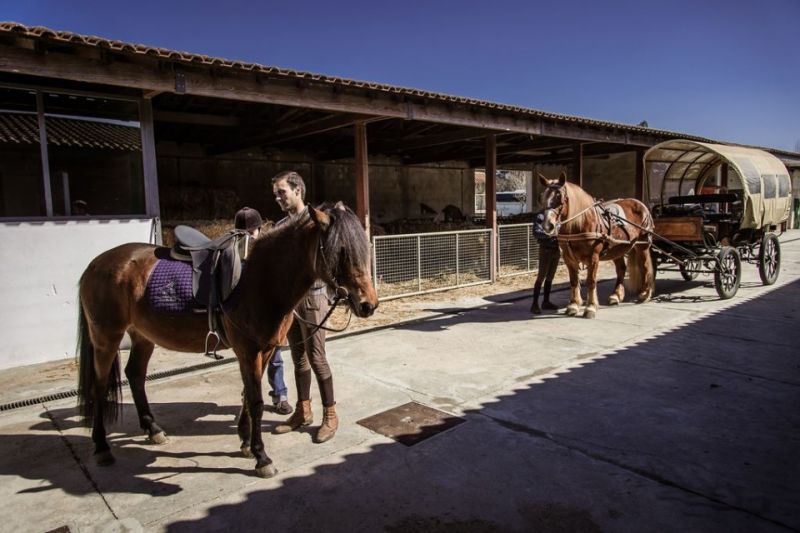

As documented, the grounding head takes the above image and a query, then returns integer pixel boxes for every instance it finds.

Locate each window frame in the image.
[0,81,158,221]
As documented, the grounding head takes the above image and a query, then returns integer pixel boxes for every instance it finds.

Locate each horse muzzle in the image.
[542,209,560,236]
[346,290,378,318]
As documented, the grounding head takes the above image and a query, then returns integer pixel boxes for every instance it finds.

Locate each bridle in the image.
[283,213,355,346]
[544,184,601,236]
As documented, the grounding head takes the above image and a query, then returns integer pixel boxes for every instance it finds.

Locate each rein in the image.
[276,216,355,349]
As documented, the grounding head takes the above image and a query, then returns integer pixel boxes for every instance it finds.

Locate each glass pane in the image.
[0,88,45,217]
[43,93,144,216]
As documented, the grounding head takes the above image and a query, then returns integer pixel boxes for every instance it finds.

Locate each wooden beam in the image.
[485,134,497,282]
[154,110,241,127]
[571,143,583,186]
[208,112,385,156]
[372,126,497,154]
[140,98,161,219]
[354,121,370,233]
[0,45,678,146]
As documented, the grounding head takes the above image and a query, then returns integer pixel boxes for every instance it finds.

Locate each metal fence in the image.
[372,224,543,300]
[372,229,493,300]
[497,223,541,278]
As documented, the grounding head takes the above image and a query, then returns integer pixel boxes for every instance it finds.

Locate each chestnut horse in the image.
[539,172,654,319]
[76,203,378,477]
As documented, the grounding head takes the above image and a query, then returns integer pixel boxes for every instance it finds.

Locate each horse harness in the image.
[556,200,638,258]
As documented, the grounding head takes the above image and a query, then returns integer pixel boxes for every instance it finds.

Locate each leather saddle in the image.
[170,225,250,359]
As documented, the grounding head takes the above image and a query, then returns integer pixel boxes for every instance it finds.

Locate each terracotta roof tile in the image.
[3,21,798,159]
[0,112,141,151]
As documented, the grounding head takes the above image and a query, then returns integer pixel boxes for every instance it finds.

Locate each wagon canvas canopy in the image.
[645,140,791,229]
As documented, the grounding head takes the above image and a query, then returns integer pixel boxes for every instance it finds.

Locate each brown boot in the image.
[274,399,313,434]
[314,404,338,443]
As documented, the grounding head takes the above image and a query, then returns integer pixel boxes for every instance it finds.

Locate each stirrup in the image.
[204,331,223,360]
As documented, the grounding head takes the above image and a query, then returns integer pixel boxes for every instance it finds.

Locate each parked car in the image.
[496,190,527,217]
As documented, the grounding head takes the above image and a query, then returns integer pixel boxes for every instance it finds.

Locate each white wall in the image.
[0,218,157,370]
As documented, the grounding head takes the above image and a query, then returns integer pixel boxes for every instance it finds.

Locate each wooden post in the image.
[571,143,583,186]
[354,121,370,234]
[140,97,161,219]
[485,134,497,282]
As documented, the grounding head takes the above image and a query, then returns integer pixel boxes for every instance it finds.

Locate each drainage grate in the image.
[357,401,465,446]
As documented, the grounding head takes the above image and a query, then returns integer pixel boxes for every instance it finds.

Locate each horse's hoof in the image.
[255,463,278,478]
[608,295,620,306]
[94,450,115,466]
[583,309,596,319]
[149,431,169,445]
[638,292,651,303]
[565,305,579,316]
[241,445,254,458]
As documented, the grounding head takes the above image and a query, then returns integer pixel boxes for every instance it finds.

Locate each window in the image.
[0,85,146,218]
[0,88,45,216]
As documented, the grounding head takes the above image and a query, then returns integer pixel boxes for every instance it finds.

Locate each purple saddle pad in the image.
[146,259,198,314]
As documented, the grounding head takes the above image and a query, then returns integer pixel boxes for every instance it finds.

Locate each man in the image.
[271,170,339,443]
[234,206,293,415]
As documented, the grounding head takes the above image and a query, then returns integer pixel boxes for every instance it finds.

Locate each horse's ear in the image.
[309,206,330,231]
[537,173,550,187]
[334,201,346,212]
[557,172,567,187]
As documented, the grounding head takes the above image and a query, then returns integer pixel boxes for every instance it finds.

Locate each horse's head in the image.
[538,171,568,236]
[309,202,379,318]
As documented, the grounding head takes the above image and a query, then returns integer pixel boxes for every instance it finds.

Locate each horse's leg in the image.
[124,331,167,445]
[237,388,252,457]
[608,257,626,305]
[565,261,583,316]
[584,256,600,319]
[238,347,276,458]
[238,349,277,478]
[89,335,124,466]
[637,246,654,303]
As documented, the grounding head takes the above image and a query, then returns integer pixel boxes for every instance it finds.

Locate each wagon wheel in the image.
[713,246,741,300]
[679,258,700,281]
[757,233,780,285]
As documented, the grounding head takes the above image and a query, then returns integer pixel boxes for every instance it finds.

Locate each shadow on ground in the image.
[6,278,799,531]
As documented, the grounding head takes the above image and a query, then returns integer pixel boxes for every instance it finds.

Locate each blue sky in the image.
[5,0,799,151]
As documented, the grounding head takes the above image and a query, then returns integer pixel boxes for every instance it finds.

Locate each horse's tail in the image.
[625,243,654,300]
[76,278,122,426]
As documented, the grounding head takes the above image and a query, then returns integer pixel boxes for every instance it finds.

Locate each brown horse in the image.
[539,172,654,319]
[76,202,378,477]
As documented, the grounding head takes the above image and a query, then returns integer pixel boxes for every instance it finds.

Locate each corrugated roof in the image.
[0,112,141,151]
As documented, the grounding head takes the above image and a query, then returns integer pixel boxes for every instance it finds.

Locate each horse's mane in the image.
[562,182,597,233]
[249,203,370,274]
[317,202,371,273]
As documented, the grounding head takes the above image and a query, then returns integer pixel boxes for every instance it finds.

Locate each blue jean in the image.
[267,348,288,402]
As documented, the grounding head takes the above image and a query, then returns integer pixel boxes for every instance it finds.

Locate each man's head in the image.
[234,206,264,237]
[271,171,306,215]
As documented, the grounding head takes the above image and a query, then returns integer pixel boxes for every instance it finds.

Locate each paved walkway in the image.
[1,232,799,532]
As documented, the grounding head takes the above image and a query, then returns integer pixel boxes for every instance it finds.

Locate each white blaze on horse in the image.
[539,172,654,319]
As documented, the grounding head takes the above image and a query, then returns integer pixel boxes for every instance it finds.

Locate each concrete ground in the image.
[1,232,799,532]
